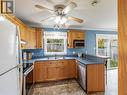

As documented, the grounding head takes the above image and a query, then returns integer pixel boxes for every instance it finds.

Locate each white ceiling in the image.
[15,0,117,31]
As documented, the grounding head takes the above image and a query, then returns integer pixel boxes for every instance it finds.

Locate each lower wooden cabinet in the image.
[68,60,77,78]
[34,61,46,82]
[86,64,105,93]
[45,65,59,80]
[45,60,68,81]
[34,60,77,82]
[34,60,105,93]
[57,66,68,79]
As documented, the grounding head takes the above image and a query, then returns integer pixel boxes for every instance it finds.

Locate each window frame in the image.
[44,32,67,55]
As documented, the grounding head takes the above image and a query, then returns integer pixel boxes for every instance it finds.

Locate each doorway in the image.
[96,34,118,69]
[96,34,118,95]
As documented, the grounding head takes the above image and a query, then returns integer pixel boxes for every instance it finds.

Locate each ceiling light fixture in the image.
[55,16,67,24]
[91,0,98,6]
[54,15,67,29]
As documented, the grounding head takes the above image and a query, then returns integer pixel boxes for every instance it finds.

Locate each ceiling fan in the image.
[35,2,84,25]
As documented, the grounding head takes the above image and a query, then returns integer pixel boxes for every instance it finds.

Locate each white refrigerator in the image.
[0,16,23,95]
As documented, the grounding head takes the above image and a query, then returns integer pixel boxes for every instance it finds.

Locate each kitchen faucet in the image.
[54,54,57,59]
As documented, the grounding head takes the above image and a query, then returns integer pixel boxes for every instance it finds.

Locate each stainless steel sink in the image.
[47,57,64,60]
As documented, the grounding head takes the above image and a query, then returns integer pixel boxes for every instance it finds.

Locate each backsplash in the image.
[23,48,85,59]
[67,48,85,55]
[23,49,44,59]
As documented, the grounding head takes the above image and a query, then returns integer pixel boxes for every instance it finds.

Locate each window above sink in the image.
[44,32,67,55]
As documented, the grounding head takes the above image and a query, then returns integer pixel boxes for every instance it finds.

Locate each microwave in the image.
[73,40,85,48]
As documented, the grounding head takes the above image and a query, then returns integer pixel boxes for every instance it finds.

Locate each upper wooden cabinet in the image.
[3,15,43,49]
[19,26,27,49]
[20,27,36,49]
[19,25,26,41]
[67,29,85,48]
[29,28,36,49]
[20,28,43,49]
[35,28,43,49]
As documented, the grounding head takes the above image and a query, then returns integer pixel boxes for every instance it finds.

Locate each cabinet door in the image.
[87,64,105,92]
[20,26,26,41]
[34,62,46,82]
[45,60,68,81]
[25,28,31,49]
[68,60,77,78]
[28,29,32,49]
[67,30,85,48]
[20,26,27,49]
[45,65,59,81]
[29,29,36,49]
[67,31,73,48]
[57,60,68,79]
[76,32,85,40]
[32,29,36,49]
[36,28,43,49]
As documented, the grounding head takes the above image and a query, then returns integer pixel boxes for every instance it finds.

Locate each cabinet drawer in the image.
[46,61,59,67]
[47,60,68,67]
[35,61,50,64]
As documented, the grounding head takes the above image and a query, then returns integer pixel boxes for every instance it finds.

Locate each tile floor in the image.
[32,69,118,95]
[105,69,118,95]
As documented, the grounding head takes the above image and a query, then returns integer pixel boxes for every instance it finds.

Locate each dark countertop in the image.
[23,56,106,65]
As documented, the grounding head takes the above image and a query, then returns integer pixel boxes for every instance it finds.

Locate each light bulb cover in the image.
[0,16,5,21]
[54,16,67,24]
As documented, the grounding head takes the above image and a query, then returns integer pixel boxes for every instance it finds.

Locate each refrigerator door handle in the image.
[0,64,22,77]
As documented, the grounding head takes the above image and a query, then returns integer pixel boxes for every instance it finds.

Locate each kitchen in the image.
[0,0,119,95]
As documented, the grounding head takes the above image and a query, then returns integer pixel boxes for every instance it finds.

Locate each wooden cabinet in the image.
[20,27,36,49]
[34,60,77,82]
[68,60,77,78]
[67,31,73,48]
[45,65,59,80]
[25,29,30,49]
[19,26,27,49]
[86,64,105,93]
[67,29,85,48]
[34,60,105,93]
[56,60,68,79]
[35,28,43,49]
[29,28,36,49]
[3,15,38,49]
[45,60,68,81]
[21,27,43,49]
[19,26,26,41]
[34,61,47,82]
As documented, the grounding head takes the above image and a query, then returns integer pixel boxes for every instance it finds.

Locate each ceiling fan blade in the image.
[68,16,84,23]
[62,2,77,14]
[40,16,55,22]
[35,5,54,11]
